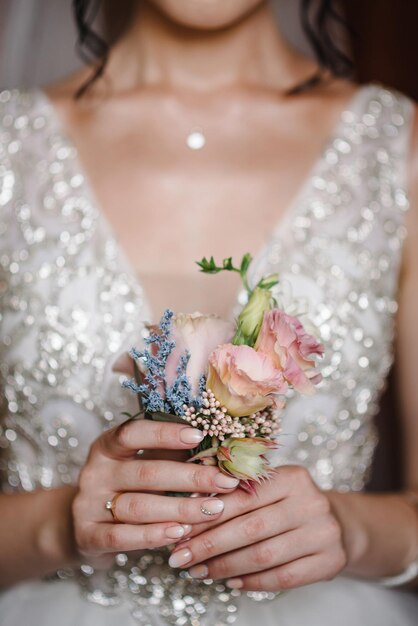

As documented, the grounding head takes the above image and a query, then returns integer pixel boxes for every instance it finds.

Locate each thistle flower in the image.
[189,436,278,493]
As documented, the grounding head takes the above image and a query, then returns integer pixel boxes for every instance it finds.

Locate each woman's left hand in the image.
[168,465,347,591]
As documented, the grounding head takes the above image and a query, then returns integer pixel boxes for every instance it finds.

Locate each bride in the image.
[0,0,417,624]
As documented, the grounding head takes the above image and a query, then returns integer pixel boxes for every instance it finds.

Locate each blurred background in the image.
[1,0,417,490]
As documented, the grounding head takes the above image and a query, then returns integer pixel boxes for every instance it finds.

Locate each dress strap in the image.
[354,84,415,193]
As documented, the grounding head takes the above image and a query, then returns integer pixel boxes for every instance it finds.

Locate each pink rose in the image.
[113,313,234,395]
[255,309,324,394]
[207,343,288,418]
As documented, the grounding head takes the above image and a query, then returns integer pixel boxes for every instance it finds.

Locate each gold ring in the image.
[105,493,122,522]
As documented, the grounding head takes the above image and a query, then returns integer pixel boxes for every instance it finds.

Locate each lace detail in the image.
[0,84,413,625]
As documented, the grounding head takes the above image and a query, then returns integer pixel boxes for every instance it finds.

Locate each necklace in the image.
[184,67,328,151]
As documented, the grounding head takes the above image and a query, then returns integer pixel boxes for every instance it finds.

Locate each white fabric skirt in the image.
[1,576,417,626]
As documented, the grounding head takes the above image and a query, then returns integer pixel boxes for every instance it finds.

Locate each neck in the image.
[106,1,316,93]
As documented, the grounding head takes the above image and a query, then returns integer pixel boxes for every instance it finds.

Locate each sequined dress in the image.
[0,85,417,626]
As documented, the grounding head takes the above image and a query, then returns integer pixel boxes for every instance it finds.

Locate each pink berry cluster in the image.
[181,388,281,441]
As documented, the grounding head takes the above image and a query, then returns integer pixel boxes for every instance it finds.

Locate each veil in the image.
[0,0,81,90]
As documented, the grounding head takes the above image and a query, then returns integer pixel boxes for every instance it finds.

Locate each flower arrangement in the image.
[120,254,324,493]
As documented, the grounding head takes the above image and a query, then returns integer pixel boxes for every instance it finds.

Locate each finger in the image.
[114,459,239,493]
[99,419,206,459]
[173,501,298,566]
[188,528,315,580]
[225,553,341,592]
[186,471,320,538]
[80,521,191,555]
[98,492,226,524]
[181,484,272,537]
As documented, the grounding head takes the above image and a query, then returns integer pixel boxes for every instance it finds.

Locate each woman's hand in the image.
[71,419,239,562]
[168,465,347,591]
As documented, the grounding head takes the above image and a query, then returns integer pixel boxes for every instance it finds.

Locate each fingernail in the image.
[214,473,240,489]
[165,526,186,539]
[226,578,244,589]
[189,564,209,579]
[169,537,191,553]
[182,524,192,535]
[180,428,204,444]
[168,548,193,568]
[200,498,224,516]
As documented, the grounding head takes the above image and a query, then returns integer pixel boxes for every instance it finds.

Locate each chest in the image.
[61,95,331,282]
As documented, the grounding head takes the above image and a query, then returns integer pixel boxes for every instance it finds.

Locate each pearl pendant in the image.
[186,128,206,150]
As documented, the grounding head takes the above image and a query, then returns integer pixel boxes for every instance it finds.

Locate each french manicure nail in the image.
[180,428,205,444]
[226,578,244,589]
[182,524,192,535]
[165,526,186,539]
[170,537,191,553]
[214,473,240,489]
[168,548,193,568]
[189,564,209,579]
[200,498,224,516]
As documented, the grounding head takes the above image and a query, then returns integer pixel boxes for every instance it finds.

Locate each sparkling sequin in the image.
[0,85,413,624]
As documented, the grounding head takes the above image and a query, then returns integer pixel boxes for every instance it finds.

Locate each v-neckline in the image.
[35,84,369,321]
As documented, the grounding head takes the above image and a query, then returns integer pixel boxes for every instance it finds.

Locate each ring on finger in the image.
[105,493,123,522]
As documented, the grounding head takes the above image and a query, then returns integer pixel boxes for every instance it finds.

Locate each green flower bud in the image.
[233,287,272,346]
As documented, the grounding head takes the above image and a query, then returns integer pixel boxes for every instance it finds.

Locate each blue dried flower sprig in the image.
[122,309,203,417]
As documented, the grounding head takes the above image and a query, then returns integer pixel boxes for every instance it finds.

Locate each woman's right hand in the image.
[72,419,239,561]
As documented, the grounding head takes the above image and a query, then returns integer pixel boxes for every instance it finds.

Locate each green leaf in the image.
[257,273,279,291]
[120,410,144,420]
[196,253,256,295]
[222,257,234,271]
[196,256,222,274]
[145,411,190,425]
[240,253,253,275]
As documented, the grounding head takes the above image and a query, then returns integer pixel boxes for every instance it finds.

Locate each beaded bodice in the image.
[0,85,413,625]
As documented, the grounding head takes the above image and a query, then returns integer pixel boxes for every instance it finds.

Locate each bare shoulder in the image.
[42,67,98,120]
[307,76,359,111]
[42,66,109,133]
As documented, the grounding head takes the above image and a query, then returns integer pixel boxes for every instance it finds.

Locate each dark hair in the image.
[72,0,353,98]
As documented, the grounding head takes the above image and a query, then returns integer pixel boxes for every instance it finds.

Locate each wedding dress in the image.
[0,84,417,626]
